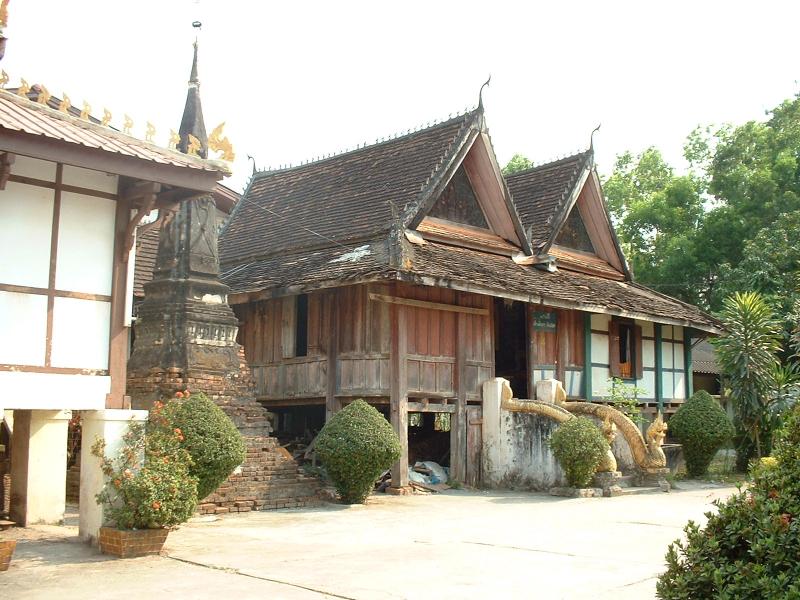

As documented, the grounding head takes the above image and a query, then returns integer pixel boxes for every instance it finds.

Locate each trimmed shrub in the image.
[549,417,609,488]
[92,400,198,529]
[316,399,401,504]
[657,405,800,599]
[164,392,246,500]
[668,390,733,477]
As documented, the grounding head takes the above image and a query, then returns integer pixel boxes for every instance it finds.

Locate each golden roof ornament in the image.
[122,114,133,135]
[36,84,51,106]
[145,122,156,142]
[58,93,71,113]
[101,108,112,126]
[17,78,30,97]
[186,133,201,157]
[80,101,91,120]
[168,129,180,150]
[0,70,8,89]
[209,122,235,161]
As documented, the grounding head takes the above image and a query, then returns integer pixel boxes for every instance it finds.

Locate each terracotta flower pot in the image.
[0,539,16,572]
[98,527,169,558]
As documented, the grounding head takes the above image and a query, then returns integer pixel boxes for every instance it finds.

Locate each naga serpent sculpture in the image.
[496,379,667,471]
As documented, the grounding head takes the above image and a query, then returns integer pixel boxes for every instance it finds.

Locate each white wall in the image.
[0,155,120,411]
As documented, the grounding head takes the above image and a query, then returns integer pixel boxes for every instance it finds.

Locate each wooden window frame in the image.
[609,317,643,381]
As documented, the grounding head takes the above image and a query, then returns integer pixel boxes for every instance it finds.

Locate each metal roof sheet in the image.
[0,89,229,174]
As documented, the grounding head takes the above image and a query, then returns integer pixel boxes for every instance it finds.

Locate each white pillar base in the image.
[79,409,148,545]
[10,409,72,526]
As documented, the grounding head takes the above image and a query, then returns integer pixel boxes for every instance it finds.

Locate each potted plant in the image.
[91,400,198,558]
[0,529,14,572]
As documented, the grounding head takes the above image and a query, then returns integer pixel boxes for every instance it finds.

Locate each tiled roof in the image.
[219,111,479,266]
[221,236,721,333]
[692,340,720,374]
[0,89,228,174]
[505,151,590,250]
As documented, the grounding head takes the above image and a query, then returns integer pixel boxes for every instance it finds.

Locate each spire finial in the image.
[478,75,491,111]
[178,21,208,158]
[590,123,601,152]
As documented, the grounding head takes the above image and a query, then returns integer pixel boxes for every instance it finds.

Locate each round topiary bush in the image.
[164,392,246,500]
[668,390,733,478]
[316,399,401,504]
[657,405,800,598]
[548,417,609,488]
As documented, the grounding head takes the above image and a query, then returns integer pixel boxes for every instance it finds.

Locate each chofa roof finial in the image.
[478,75,491,111]
[590,123,601,152]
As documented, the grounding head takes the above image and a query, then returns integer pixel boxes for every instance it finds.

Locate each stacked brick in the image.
[128,348,319,513]
[198,437,319,514]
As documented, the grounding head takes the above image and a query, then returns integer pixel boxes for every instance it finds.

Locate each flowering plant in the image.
[91,400,198,529]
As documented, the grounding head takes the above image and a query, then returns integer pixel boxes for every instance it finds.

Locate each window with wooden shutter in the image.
[609,318,642,380]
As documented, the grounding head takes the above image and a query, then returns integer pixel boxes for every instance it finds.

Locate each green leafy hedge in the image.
[165,392,246,499]
[669,390,733,477]
[549,417,609,487]
[316,399,401,504]
[657,405,800,598]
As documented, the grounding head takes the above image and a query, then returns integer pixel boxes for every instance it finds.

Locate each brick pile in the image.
[198,437,319,514]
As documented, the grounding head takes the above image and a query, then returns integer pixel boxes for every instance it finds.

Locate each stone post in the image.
[10,409,71,526]
[79,409,148,544]
[481,377,509,487]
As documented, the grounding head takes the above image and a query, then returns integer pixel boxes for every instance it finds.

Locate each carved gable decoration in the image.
[428,166,489,229]
[555,205,595,253]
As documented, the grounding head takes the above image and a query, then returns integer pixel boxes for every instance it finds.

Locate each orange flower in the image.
[113,479,122,488]
[175,391,184,398]
[151,500,161,510]
[184,389,191,396]
[123,469,133,479]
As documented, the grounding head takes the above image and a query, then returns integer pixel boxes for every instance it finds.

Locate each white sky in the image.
[4,1,799,192]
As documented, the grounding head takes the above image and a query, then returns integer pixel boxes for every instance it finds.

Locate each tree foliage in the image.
[657,405,800,599]
[502,153,534,175]
[712,292,783,468]
[316,400,401,504]
[548,417,609,487]
[668,391,733,477]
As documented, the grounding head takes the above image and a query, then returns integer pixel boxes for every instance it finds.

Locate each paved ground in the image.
[1,483,736,599]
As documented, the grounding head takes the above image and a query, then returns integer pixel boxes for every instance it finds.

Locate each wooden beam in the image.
[407,402,456,414]
[107,190,132,409]
[655,324,663,413]
[326,291,341,421]
[450,312,468,483]
[684,327,693,400]
[0,152,15,190]
[369,293,489,316]
[583,311,592,400]
[389,297,409,488]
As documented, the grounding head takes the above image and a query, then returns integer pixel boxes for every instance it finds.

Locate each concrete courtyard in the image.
[1,483,736,599]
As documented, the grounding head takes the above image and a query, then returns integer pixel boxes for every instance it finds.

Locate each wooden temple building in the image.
[218,105,721,488]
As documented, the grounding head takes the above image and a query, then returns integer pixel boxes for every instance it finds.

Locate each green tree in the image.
[603,149,706,305]
[712,292,783,468]
[502,153,533,175]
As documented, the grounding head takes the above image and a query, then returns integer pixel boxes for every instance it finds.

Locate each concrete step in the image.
[620,486,664,496]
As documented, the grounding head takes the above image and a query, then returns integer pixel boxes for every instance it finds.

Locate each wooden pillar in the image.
[389,302,408,488]
[107,195,131,409]
[655,324,663,413]
[526,304,536,399]
[583,312,592,400]
[325,291,341,421]
[684,327,693,400]
[450,312,468,483]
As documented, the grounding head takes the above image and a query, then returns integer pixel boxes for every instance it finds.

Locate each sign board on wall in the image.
[531,311,557,332]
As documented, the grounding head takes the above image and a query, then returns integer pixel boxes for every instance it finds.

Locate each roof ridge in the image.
[250,107,480,178]
[0,88,229,173]
[504,149,590,179]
